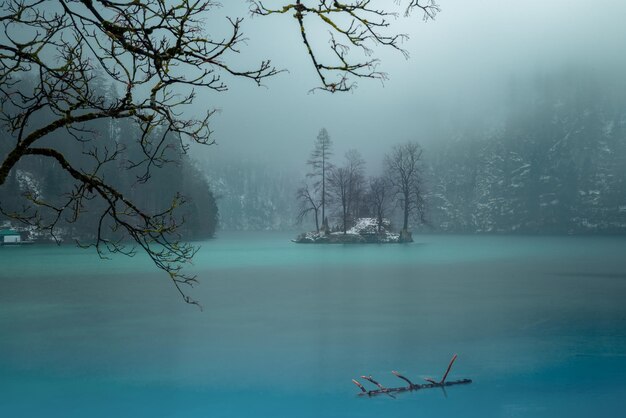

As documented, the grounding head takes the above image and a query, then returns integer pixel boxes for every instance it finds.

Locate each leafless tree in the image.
[0,1,281,307]
[345,148,365,222]
[250,0,440,92]
[328,150,365,233]
[368,176,390,232]
[328,165,350,233]
[0,1,438,305]
[385,142,426,239]
[296,182,321,231]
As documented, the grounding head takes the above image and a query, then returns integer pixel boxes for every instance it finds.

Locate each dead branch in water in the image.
[353,354,472,397]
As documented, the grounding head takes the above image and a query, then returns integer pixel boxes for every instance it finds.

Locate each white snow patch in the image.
[16,170,42,199]
[346,217,389,235]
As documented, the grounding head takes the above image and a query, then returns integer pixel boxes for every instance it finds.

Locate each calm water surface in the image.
[1,233,626,417]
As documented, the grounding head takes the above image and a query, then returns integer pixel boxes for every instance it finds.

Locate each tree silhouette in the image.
[0,1,439,305]
[296,182,321,231]
[250,0,440,92]
[385,142,426,240]
[367,176,391,233]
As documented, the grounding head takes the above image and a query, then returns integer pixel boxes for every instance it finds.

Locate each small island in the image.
[294,218,413,244]
[293,130,423,244]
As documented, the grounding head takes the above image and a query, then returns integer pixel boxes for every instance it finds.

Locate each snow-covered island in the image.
[293,218,412,244]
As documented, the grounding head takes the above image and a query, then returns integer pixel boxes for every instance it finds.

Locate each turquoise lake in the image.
[1,233,626,417]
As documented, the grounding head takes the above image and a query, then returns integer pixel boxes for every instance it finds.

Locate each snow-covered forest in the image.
[425,72,626,234]
[3,71,625,237]
[208,71,626,235]
[0,78,218,242]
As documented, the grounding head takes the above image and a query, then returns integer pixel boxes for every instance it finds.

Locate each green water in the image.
[1,233,626,417]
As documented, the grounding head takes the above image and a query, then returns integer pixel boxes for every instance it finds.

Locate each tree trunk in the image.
[321,149,326,228]
[403,195,410,232]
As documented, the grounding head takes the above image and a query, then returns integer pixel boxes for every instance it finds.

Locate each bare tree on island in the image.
[0,1,439,304]
[329,149,366,233]
[368,176,391,233]
[306,128,333,233]
[329,166,351,233]
[345,149,366,223]
[385,142,426,242]
[296,182,321,232]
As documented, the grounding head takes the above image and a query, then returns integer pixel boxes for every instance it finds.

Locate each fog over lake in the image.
[199,0,626,167]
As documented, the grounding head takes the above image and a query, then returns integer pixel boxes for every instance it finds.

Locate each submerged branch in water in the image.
[354,354,471,397]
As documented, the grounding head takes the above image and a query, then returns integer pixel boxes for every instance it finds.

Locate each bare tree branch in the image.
[250,0,439,92]
[1,0,439,305]
[0,0,281,306]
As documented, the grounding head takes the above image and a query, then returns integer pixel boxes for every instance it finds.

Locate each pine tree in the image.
[306,128,333,232]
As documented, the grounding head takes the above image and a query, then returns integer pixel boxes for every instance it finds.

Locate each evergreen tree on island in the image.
[306,128,333,233]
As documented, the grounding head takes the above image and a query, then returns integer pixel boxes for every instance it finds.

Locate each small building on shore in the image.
[0,229,21,245]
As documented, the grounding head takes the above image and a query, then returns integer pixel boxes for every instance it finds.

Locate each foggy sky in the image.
[192,1,626,172]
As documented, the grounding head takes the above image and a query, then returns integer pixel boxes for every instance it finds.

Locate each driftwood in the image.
[353,354,472,397]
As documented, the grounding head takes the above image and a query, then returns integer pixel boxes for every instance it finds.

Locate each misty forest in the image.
[1,1,626,417]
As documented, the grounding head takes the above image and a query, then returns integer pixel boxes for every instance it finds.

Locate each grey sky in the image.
[195,0,626,172]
